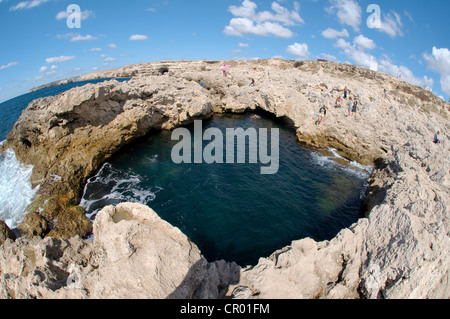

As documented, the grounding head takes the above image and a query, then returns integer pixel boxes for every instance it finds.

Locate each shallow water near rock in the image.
[81,114,371,266]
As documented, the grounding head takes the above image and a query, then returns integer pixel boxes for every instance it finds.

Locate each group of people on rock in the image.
[316,86,359,125]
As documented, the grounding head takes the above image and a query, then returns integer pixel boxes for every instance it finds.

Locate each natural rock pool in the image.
[81,113,372,266]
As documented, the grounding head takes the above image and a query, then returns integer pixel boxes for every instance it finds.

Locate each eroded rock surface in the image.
[0,59,449,299]
[0,203,240,299]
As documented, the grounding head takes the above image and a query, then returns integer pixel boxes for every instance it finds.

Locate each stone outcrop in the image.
[0,221,15,246]
[0,59,449,298]
[0,203,240,299]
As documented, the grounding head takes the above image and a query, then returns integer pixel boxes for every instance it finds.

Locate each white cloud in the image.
[326,0,362,32]
[353,35,376,50]
[56,10,94,21]
[9,0,49,11]
[45,56,76,64]
[239,42,249,47]
[335,38,377,70]
[423,47,450,95]
[108,43,118,49]
[424,47,450,75]
[130,34,149,41]
[57,33,98,42]
[321,27,349,39]
[321,53,338,62]
[286,42,310,60]
[71,34,97,42]
[90,48,102,52]
[0,61,18,70]
[225,18,294,38]
[377,11,403,38]
[105,57,116,62]
[224,0,303,38]
[378,58,434,88]
[38,66,48,73]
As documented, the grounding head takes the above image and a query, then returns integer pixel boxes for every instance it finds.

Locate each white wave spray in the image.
[0,148,39,228]
[80,162,161,220]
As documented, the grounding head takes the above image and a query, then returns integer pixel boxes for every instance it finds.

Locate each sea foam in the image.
[0,148,39,228]
[80,162,161,220]
[311,148,373,179]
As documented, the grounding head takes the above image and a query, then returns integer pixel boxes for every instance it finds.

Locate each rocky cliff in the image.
[0,59,449,299]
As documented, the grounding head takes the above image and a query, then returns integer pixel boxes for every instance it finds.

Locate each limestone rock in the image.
[0,59,449,299]
[17,212,49,238]
[0,221,16,246]
[0,203,240,299]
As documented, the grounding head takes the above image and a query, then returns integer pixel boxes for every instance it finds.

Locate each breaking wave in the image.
[0,148,39,228]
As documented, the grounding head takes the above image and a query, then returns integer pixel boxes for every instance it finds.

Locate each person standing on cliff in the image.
[352,99,359,118]
[317,105,327,125]
[434,131,441,144]
[250,78,255,86]
[344,86,348,99]
[347,97,353,116]
[335,96,342,108]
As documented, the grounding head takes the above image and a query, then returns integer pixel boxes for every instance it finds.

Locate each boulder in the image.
[0,221,16,246]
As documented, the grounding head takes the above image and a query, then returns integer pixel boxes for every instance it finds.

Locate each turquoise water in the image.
[81,114,371,266]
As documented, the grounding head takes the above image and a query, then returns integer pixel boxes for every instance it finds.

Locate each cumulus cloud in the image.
[423,47,450,95]
[286,42,310,60]
[57,33,98,42]
[224,0,303,38]
[321,53,338,62]
[353,35,376,50]
[56,9,94,21]
[0,61,18,70]
[9,0,48,11]
[326,0,362,32]
[377,11,403,38]
[45,56,76,64]
[130,34,149,41]
[378,58,434,88]
[108,43,118,49]
[321,28,349,39]
[71,34,98,42]
[335,38,377,70]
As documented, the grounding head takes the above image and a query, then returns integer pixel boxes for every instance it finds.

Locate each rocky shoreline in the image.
[0,59,449,298]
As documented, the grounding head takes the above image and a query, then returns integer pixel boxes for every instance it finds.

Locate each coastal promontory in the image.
[0,59,448,299]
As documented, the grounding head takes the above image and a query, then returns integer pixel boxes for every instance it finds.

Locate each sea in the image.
[0,78,129,228]
[0,79,372,266]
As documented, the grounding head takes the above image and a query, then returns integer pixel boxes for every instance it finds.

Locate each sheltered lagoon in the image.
[81,113,372,266]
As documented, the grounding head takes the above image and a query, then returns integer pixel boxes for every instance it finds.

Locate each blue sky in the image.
[1,0,450,103]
